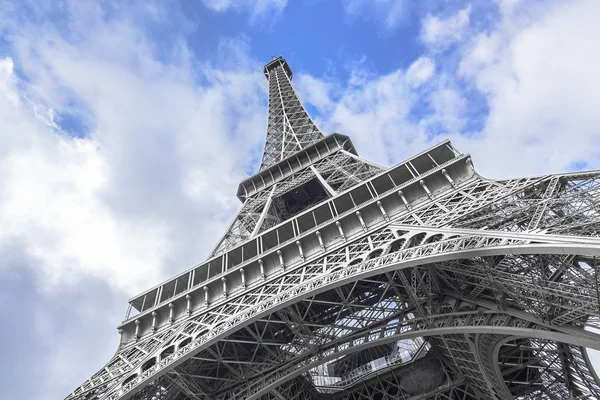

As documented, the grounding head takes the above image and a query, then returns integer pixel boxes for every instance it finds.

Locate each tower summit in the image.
[259,56,323,171]
[67,56,600,400]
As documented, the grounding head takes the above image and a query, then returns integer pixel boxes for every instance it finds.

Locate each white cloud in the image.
[451,0,600,177]
[0,80,169,291]
[429,79,467,133]
[308,57,436,165]
[295,73,335,112]
[0,58,19,104]
[421,4,472,49]
[300,0,600,181]
[0,31,265,293]
[405,56,435,87]
[343,0,410,31]
[0,5,267,397]
[202,0,287,18]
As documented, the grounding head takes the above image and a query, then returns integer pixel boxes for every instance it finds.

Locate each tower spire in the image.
[259,56,323,171]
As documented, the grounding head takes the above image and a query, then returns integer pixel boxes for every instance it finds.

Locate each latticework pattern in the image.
[65,57,600,400]
[259,57,323,171]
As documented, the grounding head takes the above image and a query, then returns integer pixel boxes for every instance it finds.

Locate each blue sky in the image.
[1,1,600,399]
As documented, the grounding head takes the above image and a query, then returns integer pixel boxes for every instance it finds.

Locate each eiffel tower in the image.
[67,56,600,400]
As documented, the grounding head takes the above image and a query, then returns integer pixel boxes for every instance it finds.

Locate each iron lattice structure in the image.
[66,57,600,400]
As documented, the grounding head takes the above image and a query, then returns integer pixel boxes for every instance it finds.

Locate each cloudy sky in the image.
[1,0,600,398]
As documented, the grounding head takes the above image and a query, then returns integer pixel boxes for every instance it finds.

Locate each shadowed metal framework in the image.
[66,56,600,400]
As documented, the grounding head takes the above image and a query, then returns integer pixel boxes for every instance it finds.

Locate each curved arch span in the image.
[243,325,600,400]
[110,241,600,400]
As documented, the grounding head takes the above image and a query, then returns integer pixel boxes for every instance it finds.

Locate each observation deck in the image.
[264,56,293,80]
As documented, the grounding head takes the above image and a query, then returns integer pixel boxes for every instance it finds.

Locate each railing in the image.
[123,151,471,322]
[310,338,429,392]
[105,232,551,400]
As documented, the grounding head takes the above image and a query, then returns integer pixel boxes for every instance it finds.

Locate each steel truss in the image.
[259,57,323,172]
[66,57,600,400]
[212,149,383,255]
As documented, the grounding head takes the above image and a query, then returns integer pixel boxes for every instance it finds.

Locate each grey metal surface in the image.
[66,57,600,400]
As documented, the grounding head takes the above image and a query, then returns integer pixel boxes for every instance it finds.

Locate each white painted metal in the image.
[66,57,600,400]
